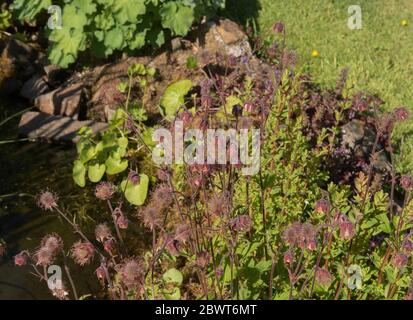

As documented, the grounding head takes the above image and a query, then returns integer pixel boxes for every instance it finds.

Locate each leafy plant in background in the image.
[73,63,157,206]
[11,0,226,67]
[0,9,12,31]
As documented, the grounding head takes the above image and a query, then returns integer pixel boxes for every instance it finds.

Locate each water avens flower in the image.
[51,285,69,300]
[70,241,95,266]
[315,267,333,286]
[315,199,329,215]
[283,250,293,265]
[273,22,284,33]
[117,215,129,230]
[14,252,27,266]
[103,238,115,253]
[37,190,58,211]
[400,175,413,191]
[392,252,408,269]
[195,251,210,268]
[152,184,173,209]
[230,215,252,232]
[283,222,304,247]
[208,194,227,217]
[41,233,63,255]
[174,224,191,244]
[95,182,116,201]
[118,259,144,290]
[95,223,112,243]
[164,235,180,256]
[128,170,140,185]
[96,265,107,280]
[141,206,161,230]
[394,107,409,122]
[402,238,413,253]
[34,246,55,266]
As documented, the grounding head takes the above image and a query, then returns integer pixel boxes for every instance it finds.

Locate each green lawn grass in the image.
[256,0,413,172]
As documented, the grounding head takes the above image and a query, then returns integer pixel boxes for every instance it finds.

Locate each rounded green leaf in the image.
[73,160,86,187]
[88,162,106,183]
[163,268,183,285]
[120,174,149,206]
[160,80,193,121]
[105,154,128,175]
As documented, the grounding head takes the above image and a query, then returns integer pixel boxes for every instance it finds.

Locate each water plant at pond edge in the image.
[13,49,413,299]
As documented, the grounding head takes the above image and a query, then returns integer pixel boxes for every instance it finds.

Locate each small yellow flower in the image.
[311,50,320,58]
[401,19,409,27]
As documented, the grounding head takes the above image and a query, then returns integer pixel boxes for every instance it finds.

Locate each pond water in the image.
[0,98,102,299]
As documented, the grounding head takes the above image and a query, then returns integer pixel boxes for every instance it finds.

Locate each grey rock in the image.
[19,74,50,100]
[34,82,84,117]
[19,111,108,143]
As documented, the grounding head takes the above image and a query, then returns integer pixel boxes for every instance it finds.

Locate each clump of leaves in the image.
[73,63,156,206]
[11,0,226,67]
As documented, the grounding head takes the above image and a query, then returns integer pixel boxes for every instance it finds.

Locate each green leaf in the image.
[160,2,194,36]
[49,28,86,67]
[12,0,51,21]
[162,287,181,300]
[111,0,146,24]
[104,28,125,51]
[128,63,146,76]
[163,268,183,285]
[88,162,106,183]
[120,174,149,205]
[73,160,86,187]
[160,80,193,120]
[105,153,128,175]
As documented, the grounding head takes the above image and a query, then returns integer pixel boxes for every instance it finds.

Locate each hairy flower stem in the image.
[106,200,125,247]
[62,250,78,300]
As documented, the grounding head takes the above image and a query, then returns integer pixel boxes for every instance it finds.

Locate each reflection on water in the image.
[0,98,149,299]
[0,99,101,299]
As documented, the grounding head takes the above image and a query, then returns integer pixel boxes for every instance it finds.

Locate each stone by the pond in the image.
[0,38,38,95]
[19,74,50,101]
[35,82,84,117]
[18,111,107,143]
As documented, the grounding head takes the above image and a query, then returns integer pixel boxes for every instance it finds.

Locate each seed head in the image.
[38,190,58,211]
[141,206,161,230]
[174,224,191,244]
[164,235,180,256]
[208,193,228,217]
[70,241,95,266]
[51,285,69,300]
[118,259,144,290]
[392,252,408,269]
[40,233,63,255]
[95,223,112,243]
[152,184,173,209]
[95,182,116,201]
[315,267,333,286]
[34,246,55,266]
[230,215,252,232]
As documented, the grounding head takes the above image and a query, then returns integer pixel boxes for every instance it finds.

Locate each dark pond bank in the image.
[0,98,101,299]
